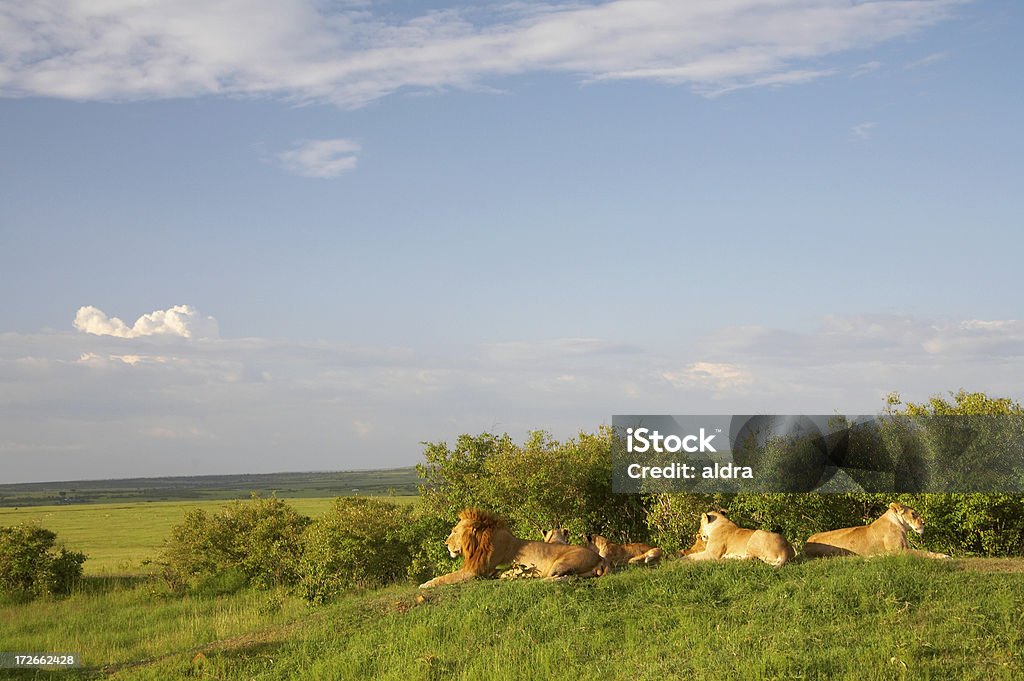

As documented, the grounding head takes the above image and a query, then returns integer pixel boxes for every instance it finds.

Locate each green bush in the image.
[406,513,460,586]
[0,524,85,599]
[299,498,422,603]
[161,495,311,591]
[418,426,648,543]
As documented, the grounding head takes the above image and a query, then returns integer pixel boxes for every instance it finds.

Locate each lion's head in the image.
[888,503,925,535]
[446,508,508,574]
[584,533,610,554]
[543,528,569,544]
[699,510,729,539]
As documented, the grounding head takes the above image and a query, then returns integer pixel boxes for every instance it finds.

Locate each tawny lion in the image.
[804,502,950,559]
[419,509,607,588]
[682,511,794,567]
[543,528,569,544]
[585,533,663,566]
[678,532,706,557]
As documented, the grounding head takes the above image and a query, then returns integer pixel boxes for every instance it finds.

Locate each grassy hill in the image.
[3,556,1022,680]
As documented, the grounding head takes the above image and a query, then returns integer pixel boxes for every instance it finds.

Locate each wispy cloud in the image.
[851,121,877,139]
[905,51,948,69]
[850,60,883,78]
[278,139,360,178]
[0,1,962,108]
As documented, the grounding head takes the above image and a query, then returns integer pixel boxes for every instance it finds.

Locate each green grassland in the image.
[0,468,421,507]
[0,496,417,575]
[2,556,1022,680]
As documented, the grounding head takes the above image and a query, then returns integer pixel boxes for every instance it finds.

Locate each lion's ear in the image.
[889,502,902,512]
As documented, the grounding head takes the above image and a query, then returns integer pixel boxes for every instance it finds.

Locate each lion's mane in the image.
[457,508,508,574]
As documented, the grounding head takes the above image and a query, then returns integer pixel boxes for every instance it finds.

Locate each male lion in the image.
[804,502,950,559]
[681,511,794,567]
[419,509,607,588]
[584,534,663,566]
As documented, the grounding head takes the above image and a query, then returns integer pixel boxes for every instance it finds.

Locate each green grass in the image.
[0,496,417,575]
[2,557,1021,680]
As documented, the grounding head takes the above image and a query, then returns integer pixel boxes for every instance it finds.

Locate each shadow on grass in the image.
[76,574,153,595]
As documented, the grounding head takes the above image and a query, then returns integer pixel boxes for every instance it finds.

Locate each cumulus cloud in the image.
[0,0,961,108]
[279,138,360,178]
[73,305,219,340]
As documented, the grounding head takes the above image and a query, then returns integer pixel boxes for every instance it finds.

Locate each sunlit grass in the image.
[0,496,417,575]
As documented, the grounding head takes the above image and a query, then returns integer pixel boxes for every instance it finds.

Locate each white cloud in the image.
[73,305,219,340]
[279,138,360,178]
[852,121,877,139]
[0,1,962,108]
[663,362,754,395]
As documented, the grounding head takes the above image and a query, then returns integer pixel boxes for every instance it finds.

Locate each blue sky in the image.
[1,0,1022,482]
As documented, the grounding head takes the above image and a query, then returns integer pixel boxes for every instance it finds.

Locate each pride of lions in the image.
[419,502,950,589]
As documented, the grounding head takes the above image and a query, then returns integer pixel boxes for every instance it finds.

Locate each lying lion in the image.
[678,532,706,557]
[681,511,794,567]
[804,503,950,559]
[543,527,569,544]
[419,509,607,588]
[584,533,663,566]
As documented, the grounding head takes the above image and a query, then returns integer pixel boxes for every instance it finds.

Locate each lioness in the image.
[543,528,569,544]
[585,534,663,566]
[419,509,607,588]
[682,511,794,567]
[804,503,950,559]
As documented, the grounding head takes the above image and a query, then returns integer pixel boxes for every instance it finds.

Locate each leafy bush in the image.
[299,498,423,603]
[405,513,460,586]
[0,524,85,599]
[418,426,648,543]
[161,495,311,591]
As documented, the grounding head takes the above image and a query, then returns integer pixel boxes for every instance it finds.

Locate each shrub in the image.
[406,513,460,586]
[161,495,311,590]
[299,497,420,603]
[0,524,85,599]
[418,426,649,543]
